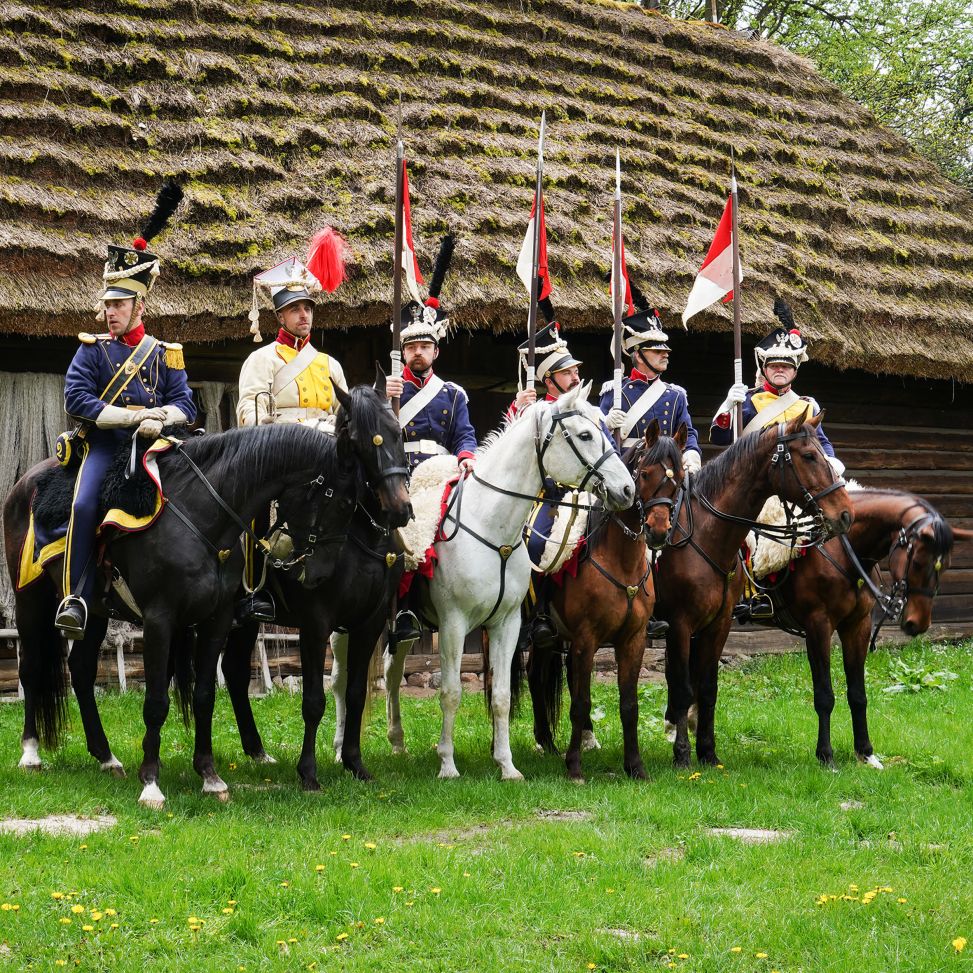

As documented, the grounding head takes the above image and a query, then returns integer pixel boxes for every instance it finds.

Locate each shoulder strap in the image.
[398,374,445,429]
[620,379,668,439]
[742,389,800,436]
[272,340,320,396]
[99,335,160,406]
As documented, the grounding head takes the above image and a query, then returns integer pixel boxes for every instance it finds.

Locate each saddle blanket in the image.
[745,479,861,580]
[18,439,172,589]
[529,491,593,575]
[397,455,460,598]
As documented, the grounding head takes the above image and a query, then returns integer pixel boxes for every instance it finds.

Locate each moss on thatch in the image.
[2,0,973,380]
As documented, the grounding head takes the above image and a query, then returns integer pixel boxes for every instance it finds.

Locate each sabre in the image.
[730,149,744,440]
[611,148,624,447]
[390,97,405,417]
[525,111,546,390]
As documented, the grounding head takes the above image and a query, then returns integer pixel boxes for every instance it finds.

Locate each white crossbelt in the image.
[398,374,446,428]
[742,390,801,436]
[404,440,448,454]
[620,378,669,446]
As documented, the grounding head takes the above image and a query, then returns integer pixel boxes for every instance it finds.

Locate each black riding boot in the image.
[55,596,87,640]
[646,617,669,639]
[392,609,421,643]
[530,613,561,655]
[235,589,276,624]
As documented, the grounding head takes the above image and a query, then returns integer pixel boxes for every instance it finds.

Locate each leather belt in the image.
[404,440,448,454]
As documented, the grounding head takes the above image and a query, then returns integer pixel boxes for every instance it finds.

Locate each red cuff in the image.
[457,450,475,461]
[714,412,732,429]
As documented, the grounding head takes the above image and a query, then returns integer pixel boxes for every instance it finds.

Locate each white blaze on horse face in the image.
[544,387,634,511]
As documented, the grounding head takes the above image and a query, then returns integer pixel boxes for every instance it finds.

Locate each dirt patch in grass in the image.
[644,846,685,867]
[598,928,642,941]
[0,814,116,837]
[707,827,792,844]
[398,809,593,848]
[840,800,865,810]
[535,809,592,822]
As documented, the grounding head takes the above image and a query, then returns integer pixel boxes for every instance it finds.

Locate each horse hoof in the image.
[138,782,166,809]
[203,777,229,801]
[252,752,277,765]
[390,744,407,756]
[18,757,42,771]
[19,739,41,770]
[500,768,524,782]
[859,753,884,770]
[100,756,126,778]
[626,765,648,781]
[580,731,601,752]
[438,765,460,780]
[301,779,322,793]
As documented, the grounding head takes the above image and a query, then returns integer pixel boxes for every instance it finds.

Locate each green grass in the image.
[0,639,971,972]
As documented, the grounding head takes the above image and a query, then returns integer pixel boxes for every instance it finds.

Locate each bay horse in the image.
[219,378,409,791]
[656,408,854,769]
[527,419,686,781]
[384,381,635,780]
[748,487,967,767]
[3,385,410,807]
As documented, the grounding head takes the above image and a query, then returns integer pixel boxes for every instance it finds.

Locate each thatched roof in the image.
[3,0,973,380]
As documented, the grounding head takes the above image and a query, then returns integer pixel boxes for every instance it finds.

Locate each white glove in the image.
[385,376,404,399]
[682,450,701,475]
[137,417,164,439]
[139,407,167,422]
[827,454,846,478]
[161,405,188,426]
[258,413,275,426]
[714,382,748,419]
[458,456,475,473]
[96,404,144,428]
[605,408,627,430]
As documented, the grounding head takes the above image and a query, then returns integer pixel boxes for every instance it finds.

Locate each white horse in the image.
[377,381,634,780]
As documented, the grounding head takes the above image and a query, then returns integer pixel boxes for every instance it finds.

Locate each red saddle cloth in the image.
[398,474,461,599]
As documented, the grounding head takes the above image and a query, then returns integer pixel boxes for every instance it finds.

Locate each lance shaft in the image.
[730,166,743,439]
[525,112,545,390]
[612,150,623,447]
[391,139,404,417]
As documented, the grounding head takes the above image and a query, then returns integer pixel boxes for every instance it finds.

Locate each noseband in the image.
[536,407,618,495]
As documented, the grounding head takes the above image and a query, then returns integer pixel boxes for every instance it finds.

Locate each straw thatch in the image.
[2,0,973,380]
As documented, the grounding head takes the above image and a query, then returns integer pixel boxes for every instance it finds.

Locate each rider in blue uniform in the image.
[54,183,195,639]
[599,281,701,476]
[709,298,845,478]
[385,235,477,640]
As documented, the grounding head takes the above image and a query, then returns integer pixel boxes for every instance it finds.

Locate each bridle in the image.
[268,474,356,573]
[535,406,619,497]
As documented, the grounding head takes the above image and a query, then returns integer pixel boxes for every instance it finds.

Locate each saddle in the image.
[19,434,184,590]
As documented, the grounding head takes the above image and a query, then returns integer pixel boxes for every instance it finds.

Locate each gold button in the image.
[442,409,448,414]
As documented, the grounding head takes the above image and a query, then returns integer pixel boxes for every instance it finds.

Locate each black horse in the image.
[3,380,409,808]
[220,377,408,791]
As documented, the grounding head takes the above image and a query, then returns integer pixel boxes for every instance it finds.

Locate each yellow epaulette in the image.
[78,332,110,344]
[161,341,185,370]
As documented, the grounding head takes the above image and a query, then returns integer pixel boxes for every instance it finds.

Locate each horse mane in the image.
[166,424,335,487]
[628,434,684,474]
[476,403,532,458]
[852,487,954,554]
[336,384,392,442]
[692,426,783,500]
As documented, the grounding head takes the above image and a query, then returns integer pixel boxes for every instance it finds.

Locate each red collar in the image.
[630,367,659,382]
[276,327,310,350]
[545,392,557,402]
[118,323,145,347]
[403,366,434,388]
[762,379,791,396]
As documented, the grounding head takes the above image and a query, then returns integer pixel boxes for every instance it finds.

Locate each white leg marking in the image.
[99,754,125,777]
[488,614,524,782]
[19,738,41,770]
[203,776,230,800]
[436,621,466,780]
[138,782,166,809]
[252,752,277,765]
[331,632,348,762]
[860,753,884,770]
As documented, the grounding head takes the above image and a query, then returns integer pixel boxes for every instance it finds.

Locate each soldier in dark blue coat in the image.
[55,183,196,639]
[385,235,477,473]
[598,287,702,475]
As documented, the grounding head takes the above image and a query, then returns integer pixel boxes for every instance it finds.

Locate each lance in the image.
[611,149,624,447]
[525,111,546,390]
[730,152,744,439]
[390,123,405,417]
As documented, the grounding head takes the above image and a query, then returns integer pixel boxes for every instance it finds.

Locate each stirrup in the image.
[749,595,775,620]
[392,609,421,643]
[530,614,560,655]
[646,617,669,639]
[55,595,87,639]
[235,590,275,624]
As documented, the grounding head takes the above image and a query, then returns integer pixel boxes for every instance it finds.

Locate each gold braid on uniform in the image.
[164,343,185,370]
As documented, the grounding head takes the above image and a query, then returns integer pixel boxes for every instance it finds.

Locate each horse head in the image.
[275,458,360,588]
[333,368,412,529]
[540,382,635,512]
[771,407,853,539]
[889,506,954,637]
[633,419,685,549]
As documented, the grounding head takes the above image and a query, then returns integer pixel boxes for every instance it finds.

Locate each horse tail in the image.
[169,626,195,728]
[28,590,71,751]
[528,629,563,754]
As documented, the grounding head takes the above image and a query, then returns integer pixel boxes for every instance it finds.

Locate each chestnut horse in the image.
[527,420,686,781]
[656,408,854,768]
[747,487,968,767]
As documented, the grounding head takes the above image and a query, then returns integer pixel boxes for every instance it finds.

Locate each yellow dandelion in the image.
[222,908,235,915]
[364,842,377,849]
[756,952,768,959]
[228,762,237,770]
[110,923,119,929]
[336,932,349,941]
[953,937,968,953]
[730,946,742,953]
[678,954,689,960]
[188,916,201,925]
[588,965,597,971]
[405,901,415,907]
[129,836,139,843]
[374,917,385,925]
[606,888,614,894]
[276,939,285,946]
[90,911,103,921]
[430,887,441,895]
[849,884,859,891]
[355,921,365,929]
[668,965,677,970]
[79,844,87,850]
[688,772,701,781]
[315,864,325,872]
[463,872,471,878]
[573,851,586,858]
[308,964,317,970]
[350,862,360,869]
[280,881,290,888]
[149,918,159,924]
[56,961,67,967]
[104,908,117,916]
[71,905,84,914]
[289,937,298,943]
[0,904,11,911]
[393,886,404,893]
[82,924,94,932]
[330,851,337,856]
[227,900,237,906]
[717,764,725,769]
[59,918,72,925]
[342,834,351,841]
[898,897,908,904]
[51,892,65,900]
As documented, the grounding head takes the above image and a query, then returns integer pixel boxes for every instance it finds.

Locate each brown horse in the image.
[527,420,686,781]
[656,408,855,769]
[746,487,968,767]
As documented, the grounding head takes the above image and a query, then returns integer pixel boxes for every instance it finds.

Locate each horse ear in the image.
[806,408,824,428]
[559,381,583,408]
[673,421,688,451]
[333,382,352,412]
[373,362,387,395]
[643,418,661,449]
[784,403,811,433]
